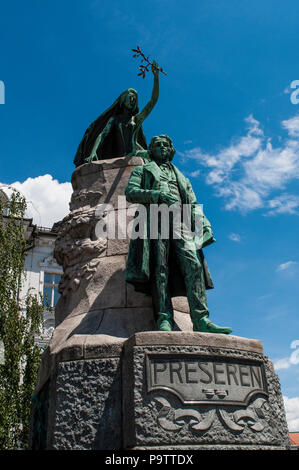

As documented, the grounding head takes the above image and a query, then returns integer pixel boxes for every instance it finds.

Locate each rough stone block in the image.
[122,332,290,450]
[32,332,290,450]
[49,357,122,450]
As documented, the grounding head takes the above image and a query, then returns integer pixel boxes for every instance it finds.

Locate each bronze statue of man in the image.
[125,135,232,334]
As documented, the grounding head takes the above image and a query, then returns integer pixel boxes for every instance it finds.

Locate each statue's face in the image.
[150,137,172,164]
[123,90,137,111]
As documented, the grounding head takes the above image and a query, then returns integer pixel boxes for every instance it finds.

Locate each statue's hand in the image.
[159,192,179,206]
[85,152,98,163]
[152,60,159,77]
[202,229,215,248]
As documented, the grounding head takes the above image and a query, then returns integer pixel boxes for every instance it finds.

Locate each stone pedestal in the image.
[122,333,290,450]
[31,332,290,450]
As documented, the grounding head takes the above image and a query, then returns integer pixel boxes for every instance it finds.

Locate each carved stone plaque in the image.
[146,353,268,406]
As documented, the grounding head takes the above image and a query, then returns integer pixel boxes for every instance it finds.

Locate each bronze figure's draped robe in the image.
[74,62,159,167]
[73,90,147,167]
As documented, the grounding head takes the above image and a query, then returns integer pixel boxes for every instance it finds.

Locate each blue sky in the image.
[0,0,299,430]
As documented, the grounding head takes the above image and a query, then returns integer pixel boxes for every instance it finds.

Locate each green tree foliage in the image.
[0,190,44,449]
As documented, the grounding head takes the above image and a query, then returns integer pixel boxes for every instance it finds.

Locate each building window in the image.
[43,272,61,308]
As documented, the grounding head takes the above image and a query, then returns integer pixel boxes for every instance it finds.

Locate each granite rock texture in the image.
[33,332,290,450]
[49,357,122,450]
[122,333,290,450]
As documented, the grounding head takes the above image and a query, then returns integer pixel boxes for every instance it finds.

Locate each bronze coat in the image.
[125,160,214,296]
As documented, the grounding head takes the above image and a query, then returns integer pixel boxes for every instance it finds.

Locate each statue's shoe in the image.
[195,316,232,334]
[159,320,172,331]
[158,319,173,332]
[157,313,173,332]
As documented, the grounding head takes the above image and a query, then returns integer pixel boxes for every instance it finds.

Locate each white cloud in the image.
[219,182,263,212]
[190,170,201,178]
[228,232,241,242]
[245,114,264,137]
[274,358,292,370]
[283,396,299,432]
[267,194,299,216]
[2,175,72,228]
[276,261,297,272]
[181,114,299,215]
[282,115,299,138]
[274,340,299,370]
[244,140,299,191]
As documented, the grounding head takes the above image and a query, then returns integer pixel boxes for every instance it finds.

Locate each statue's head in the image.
[119,88,139,114]
[148,135,176,164]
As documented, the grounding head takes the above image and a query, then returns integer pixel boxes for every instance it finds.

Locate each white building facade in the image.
[21,225,62,348]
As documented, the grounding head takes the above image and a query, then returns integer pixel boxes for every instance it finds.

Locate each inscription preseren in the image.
[146,353,268,406]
